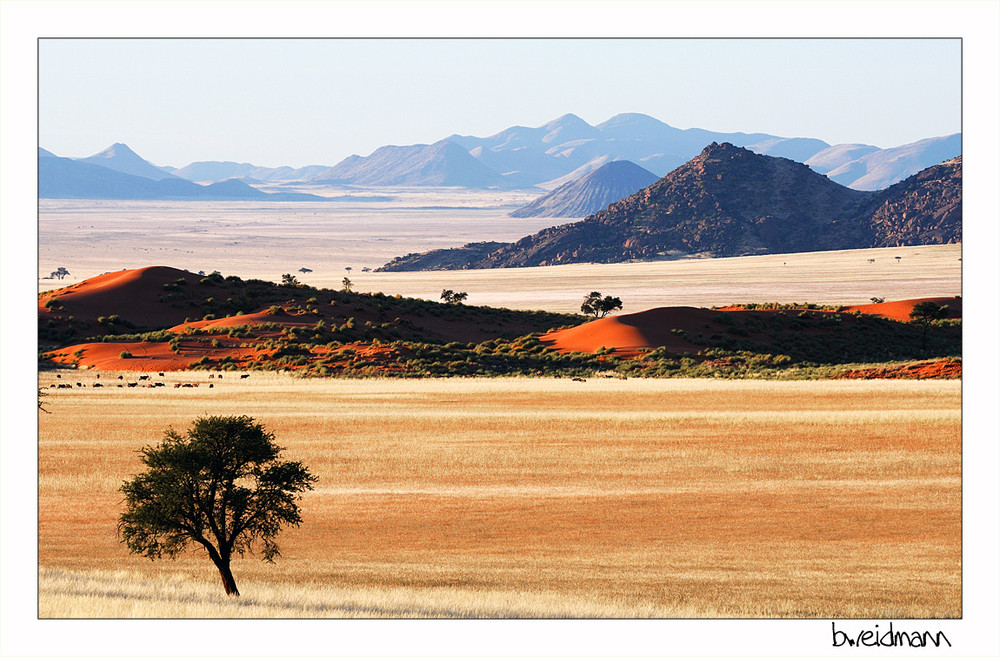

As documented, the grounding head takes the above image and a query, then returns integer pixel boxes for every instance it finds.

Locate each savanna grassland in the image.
[38,373,961,618]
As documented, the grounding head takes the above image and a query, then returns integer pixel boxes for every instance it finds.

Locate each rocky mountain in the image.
[38,154,330,201]
[378,143,961,271]
[510,160,659,218]
[306,140,518,188]
[867,156,962,246]
[76,142,179,181]
[378,242,510,272]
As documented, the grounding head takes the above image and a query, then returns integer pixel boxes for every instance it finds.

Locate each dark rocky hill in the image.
[378,143,961,270]
[867,156,962,246]
[510,160,659,218]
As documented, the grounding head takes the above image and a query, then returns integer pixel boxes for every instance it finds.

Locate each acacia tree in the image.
[118,415,317,596]
[440,289,468,305]
[581,291,623,319]
[909,301,948,349]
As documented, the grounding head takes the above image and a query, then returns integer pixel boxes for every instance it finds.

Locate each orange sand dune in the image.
[541,298,960,356]
[48,341,201,372]
[172,310,318,333]
[845,297,961,322]
[40,266,202,328]
[540,307,714,355]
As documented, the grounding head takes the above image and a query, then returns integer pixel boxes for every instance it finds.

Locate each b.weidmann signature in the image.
[832,622,952,648]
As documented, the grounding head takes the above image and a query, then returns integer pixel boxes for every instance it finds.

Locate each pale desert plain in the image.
[37,190,963,619]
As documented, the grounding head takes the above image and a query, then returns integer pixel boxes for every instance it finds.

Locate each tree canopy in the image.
[440,289,468,305]
[118,415,316,596]
[909,301,949,349]
[581,291,623,319]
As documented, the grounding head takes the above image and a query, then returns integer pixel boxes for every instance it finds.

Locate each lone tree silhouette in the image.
[440,289,468,305]
[909,301,948,349]
[581,291,623,319]
[118,415,317,596]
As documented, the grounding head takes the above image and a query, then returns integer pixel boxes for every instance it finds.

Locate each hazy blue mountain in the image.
[447,112,831,188]
[39,147,58,158]
[510,160,659,218]
[77,142,179,181]
[173,161,333,182]
[823,134,962,190]
[804,143,881,174]
[39,155,329,201]
[306,140,517,188]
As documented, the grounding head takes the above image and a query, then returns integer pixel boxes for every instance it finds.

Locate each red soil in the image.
[838,359,961,380]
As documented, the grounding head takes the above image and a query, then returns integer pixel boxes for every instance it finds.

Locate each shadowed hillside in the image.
[379,144,961,271]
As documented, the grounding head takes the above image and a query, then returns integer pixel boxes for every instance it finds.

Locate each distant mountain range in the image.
[377,143,961,270]
[38,147,329,201]
[77,142,180,181]
[306,140,517,188]
[510,160,659,218]
[39,113,961,197]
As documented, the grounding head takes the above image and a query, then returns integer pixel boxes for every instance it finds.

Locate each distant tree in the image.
[909,301,948,349]
[118,416,317,596]
[345,266,353,273]
[581,291,623,319]
[342,277,353,292]
[361,267,372,273]
[298,267,313,274]
[870,297,885,304]
[440,289,468,305]
[281,273,299,287]
[51,267,70,280]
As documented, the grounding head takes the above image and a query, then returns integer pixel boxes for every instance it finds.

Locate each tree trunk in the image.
[215,559,240,596]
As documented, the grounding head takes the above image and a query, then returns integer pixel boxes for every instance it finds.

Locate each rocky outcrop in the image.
[379,144,961,270]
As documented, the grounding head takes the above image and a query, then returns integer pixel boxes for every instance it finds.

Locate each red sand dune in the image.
[173,309,317,333]
[541,298,960,356]
[845,297,961,322]
[539,307,715,355]
[48,341,202,372]
[40,266,202,328]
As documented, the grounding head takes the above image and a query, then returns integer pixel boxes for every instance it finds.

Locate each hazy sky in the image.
[40,38,961,169]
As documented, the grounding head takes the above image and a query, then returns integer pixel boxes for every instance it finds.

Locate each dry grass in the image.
[37,374,960,618]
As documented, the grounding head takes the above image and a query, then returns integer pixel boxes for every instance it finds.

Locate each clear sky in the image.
[39,37,961,169]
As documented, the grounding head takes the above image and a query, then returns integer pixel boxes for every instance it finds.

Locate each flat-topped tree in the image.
[909,301,949,349]
[118,415,317,596]
[581,291,623,319]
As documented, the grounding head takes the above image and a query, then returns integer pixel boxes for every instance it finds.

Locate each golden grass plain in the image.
[38,373,961,618]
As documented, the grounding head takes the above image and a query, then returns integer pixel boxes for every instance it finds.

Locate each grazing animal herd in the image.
[45,372,249,390]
